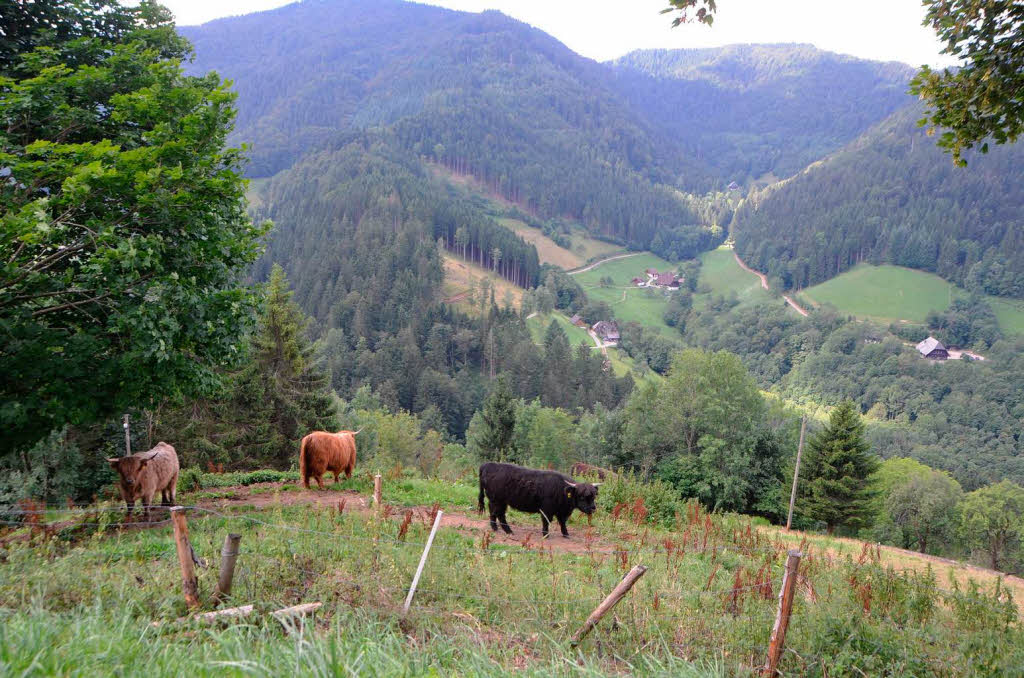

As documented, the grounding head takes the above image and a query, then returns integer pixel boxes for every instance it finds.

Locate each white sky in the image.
[162,0,957,67]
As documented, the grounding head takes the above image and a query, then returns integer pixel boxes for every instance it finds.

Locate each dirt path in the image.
[586,328,610,357]
[568,252,640,275]
[195,483,606,554]
[732,252,810,317]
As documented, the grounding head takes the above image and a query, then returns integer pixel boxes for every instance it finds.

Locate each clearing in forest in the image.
[574,253,678,335]
[442,255,523,311]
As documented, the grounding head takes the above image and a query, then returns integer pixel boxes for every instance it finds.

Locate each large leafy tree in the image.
[885,466,962,554]
[960,480,1024,571]
[911,1,1024,165]
[797,401,879,535]
[621,349,782,514]
[1,0,267,452]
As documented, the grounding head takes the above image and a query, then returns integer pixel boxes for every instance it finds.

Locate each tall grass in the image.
[1,475,1021,676]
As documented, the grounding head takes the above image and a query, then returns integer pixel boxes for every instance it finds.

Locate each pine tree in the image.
[235,265,338,468]
[797,401,879,535]
[468,374,517,461]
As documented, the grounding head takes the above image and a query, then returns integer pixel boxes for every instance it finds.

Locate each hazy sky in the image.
[163,0,957,67]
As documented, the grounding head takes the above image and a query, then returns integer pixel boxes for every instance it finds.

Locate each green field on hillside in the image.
[798,265,1024,335]
[526,312,593,347]
[800,265,953,324]
[694,247,774,308]
[525,312,662,384]
[987,295,1024,335]
[573,253,678,335]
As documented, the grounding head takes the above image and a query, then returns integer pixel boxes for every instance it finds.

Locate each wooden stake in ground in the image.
[570,564,648,647]
[763,550,802,677]
[373,473,382,506]
[402,509,443,615]
[170,506,200,609]
[213,533,241,604]
[122,413,131,456]
[786,416,807,531]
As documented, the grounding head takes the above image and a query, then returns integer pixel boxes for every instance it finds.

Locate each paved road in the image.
[568,252,641,275]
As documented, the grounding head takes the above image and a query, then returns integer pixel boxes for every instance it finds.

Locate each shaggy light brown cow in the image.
[107,441,179,522]
[299,430,359,489]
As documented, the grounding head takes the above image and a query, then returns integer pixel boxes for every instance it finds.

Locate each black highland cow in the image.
[478,462,599,538]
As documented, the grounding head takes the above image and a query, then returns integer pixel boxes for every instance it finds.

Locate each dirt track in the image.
[196,482,606,554]
[732,251,809,316]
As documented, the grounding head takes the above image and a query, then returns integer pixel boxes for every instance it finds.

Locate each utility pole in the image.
[123,413,132,457]
[786,415,806,531]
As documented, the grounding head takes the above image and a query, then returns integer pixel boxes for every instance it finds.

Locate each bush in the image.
[596,471,685,528]
[177,467,203,493]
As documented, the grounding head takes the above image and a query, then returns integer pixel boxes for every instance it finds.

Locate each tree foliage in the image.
[797,401,879,535]
[911,0,1024,165]
[959,480,1024,571]
[0,0,266,452]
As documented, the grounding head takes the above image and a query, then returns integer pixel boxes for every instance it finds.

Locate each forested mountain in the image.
[182,0,710,247]
[732,104,1024,299]
[608,45,914,182]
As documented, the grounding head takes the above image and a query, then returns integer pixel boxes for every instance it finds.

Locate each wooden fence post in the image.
[373,473,382,506]
[170,506,200,609]
[402,509,443,615]
[122,413,131,457]
[213,533,241,604]
[570,564,648,647]
[763,550,802,677]
[786,416,807,531]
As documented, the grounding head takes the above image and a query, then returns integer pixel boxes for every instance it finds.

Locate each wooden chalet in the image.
[569,314,586,327]
[655,272,679,288]
[916,337,949,360]
[592,320,620,343]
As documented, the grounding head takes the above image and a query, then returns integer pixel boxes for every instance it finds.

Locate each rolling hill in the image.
[731,104,1024,304]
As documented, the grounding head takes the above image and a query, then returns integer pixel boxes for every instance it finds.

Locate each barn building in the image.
[916,337,949,360]
[592,320,620,343]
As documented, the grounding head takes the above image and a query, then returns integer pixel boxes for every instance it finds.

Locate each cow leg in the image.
[488,503,499,532]
[498,509,513,535]
[333,471,341,485]
[315,474,325,490]
[540,514,550,538]
[125,499,134,523]
[558,515,570,539]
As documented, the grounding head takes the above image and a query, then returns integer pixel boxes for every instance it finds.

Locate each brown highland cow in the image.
[299,430,359,489]
[107,441,180,522]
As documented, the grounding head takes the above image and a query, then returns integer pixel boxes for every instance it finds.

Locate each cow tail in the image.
[478,472,485,513]
[299,436,308,487]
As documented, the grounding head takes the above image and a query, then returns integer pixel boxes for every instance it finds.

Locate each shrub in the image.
[177,468,203,493]
[597,471,685,528]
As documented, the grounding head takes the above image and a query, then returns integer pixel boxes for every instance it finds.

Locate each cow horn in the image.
[564,480,577,488]
[592,483,602,488]
[352,428,363,435]
[106,457,119,464]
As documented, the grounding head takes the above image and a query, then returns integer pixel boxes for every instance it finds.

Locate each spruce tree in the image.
[235,265,338,468]
[469,374,517,462]
[797,401,879,535]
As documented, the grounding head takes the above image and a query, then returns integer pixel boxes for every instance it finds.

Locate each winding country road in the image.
[568,252,641,275]
[732,252,809,316]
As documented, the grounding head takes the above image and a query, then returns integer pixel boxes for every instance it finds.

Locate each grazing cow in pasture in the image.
[478,462,599,538]
[107,442,179,522]
[299,430,359,489]
[569,462,615,481]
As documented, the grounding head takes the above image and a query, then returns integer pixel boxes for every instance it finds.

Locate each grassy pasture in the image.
[799,265,953,324]
[695,247,773,308]
[1,471,1020,676]
[798,264,1024,335]
[525,313,663,384]
[526,312,593,348]
[574,253,678,336]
